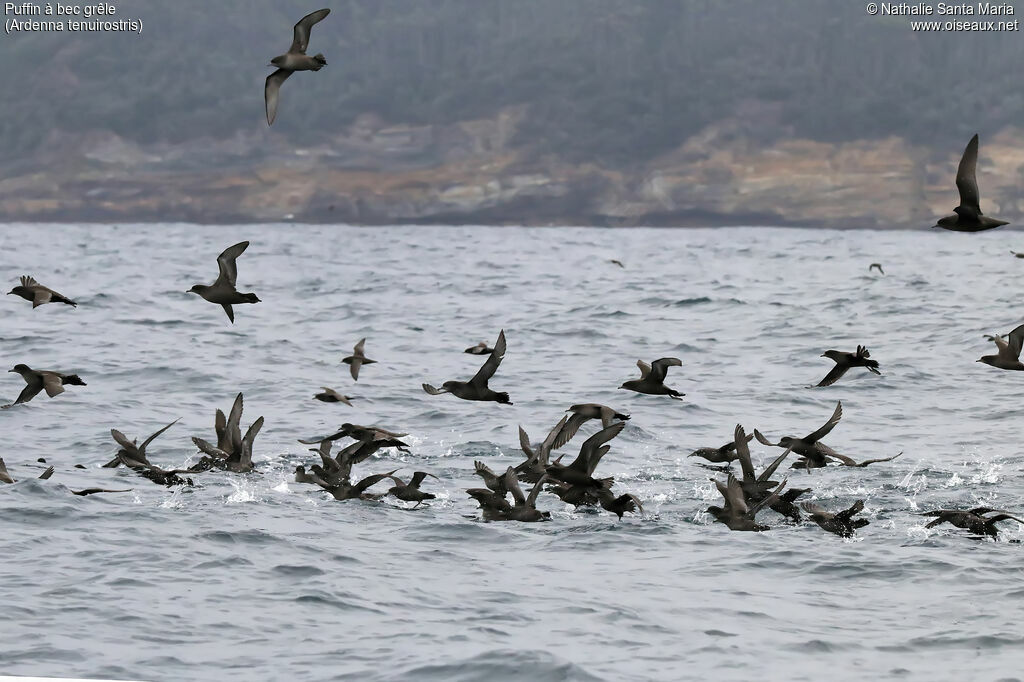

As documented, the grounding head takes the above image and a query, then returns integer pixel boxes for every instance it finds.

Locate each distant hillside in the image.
[1,0,1022,226]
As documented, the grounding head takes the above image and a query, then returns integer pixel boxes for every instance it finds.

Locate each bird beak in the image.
[7,369,15,373]
[975,359,983,362]
[820,353,826,357]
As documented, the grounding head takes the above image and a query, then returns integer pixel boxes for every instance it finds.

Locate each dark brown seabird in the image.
[978,323,1024,370]
[921,507,1024,538]
[7,275,76,308]
[423,329,512,404]
[386,471,438,507]
[815,345,881,387]
[802,500,870,538]
[514,415,570,483]
[868,263,885,275]
[934,134,1009,232]
[619,358,684,399]
[187,241,261,324]
[1011,251,1024,259]
[707,474,788,532]
[293,440,397,501]
[733,424,807,522]
[3,364,86,408]
[688,431,754,464]
[190,393,264,473]
[341,339,375,381]
[265,8,331,125]
[313,387,353,405]
[552,404,630,450]
[464,341,493,355]
[467,471,549,522]
[545,421,625,489]
[102,419,180,468]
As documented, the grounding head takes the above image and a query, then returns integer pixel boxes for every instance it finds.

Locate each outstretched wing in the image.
[734,424,755,483]
[214,242,249,288]
[470,330,506,387]
[649,357,682,383]
[41,373,65,398]
[518,426,535,459]
[422,383,448,395]
[816,362,849,388]
[955,133,981,213]
[574,421,625,474]
[290,8,330,54]
[140,419,180,454]
[1005,323,1024,361]
[636,360,651,378]
[804,401,842,443]
[265,69,292,126]
[753,429,779,448]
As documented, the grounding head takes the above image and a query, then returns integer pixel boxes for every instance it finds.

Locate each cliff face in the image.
[2,109,1022,228]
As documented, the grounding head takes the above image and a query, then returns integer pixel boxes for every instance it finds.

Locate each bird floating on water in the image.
[265,8,331,125]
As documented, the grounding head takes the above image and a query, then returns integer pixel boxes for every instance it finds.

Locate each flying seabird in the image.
[423,329,512,404]
[609,259,625,268]
[868,263,885,275]
[934,134,1009,232]
[977,323,1024,370]
[597,489,643,519]
[464,341,494,355]
[265,8,331,125]
[515,415,571,483]
[341,339,375,381]
[921,507,1024,538]
[313,387,353,406]
[802,500,870,538]
[754,402,845,469]
[707,474,788,532]
[619,358,684,399]
[3,364,85,408]
[552,404,630,450]
[815,345,881,387]
[1011,251,1024,259]
[386,471,439,507]
[7,275,76,308]
[688,431,754,464]
[187,241,260,324]
[102,419,180,468]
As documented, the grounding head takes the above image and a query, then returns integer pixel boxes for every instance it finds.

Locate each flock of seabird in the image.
[1,9,1022,542]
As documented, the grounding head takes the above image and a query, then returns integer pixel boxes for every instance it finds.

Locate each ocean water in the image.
[1,223,1023,681]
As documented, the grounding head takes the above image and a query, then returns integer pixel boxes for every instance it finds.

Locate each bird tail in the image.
[496,392,513,405]
[313,53,327,65]
[243,293,260,304]
[62,374,86,386]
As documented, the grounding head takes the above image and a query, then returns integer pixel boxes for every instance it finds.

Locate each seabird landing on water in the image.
[619,358,684,399]
[921,507,1024,538]
[934,134,1009,232]
[265,8,331,125]
[313,387,353,405]
[3,364,85,408]
[190,393,264,473]
[868,263,885,275]
[802,500,870,537]
[423,330,512,404]
[707,474,788,532]
[545,421,625,489]
[733,425,806,522]
[815,345,881,387]
[102,419,180,468]
[386,471,439,507]
[341,339,375,381]
[7,275,76,308]
[187,241,261,324]
[754,402,844,469]
[978,323,1024,371]
[514,415,570,483]
[467,472,549,522]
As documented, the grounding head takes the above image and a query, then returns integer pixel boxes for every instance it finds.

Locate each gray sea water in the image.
[1,223,1023,681]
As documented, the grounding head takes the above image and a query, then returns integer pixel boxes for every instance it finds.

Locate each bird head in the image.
[820,350,841,360]
[186,285,203,295]
[9,364,29,374]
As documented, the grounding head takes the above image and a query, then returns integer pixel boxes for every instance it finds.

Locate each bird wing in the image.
[110,429,137,453]
[551,413,586,451]
[1006,323,1024,361]
[290,8,330,54]
[724,474,749,515]
[31,288,53,307]
[758,447,794,483]
[214,241,249,288]
[517,426,536,460]
[800,501,830,519]
[265,69,292,126]
[753,429,779,448]
[816,362,849,388]
[19,275,37,288]
[748,479,787,517]
[649,357,682,383]
[504,467,526,505]
[192,437,230,460]
[539,415,570,464]
[734,424,755,483]
[526,474,548,508]
[0,457,13,484]
[804,401,842,442]
[955,133,981,213]
[636,359,651,378]
[139,418,180,454]
[355,470,397,494]
[470,330,506,387]
[40,372,65,398]
[226,393,244,454]
[422,383,448,395]
[572,421,625,474]
[834,500,865,523]
[348,357,363,381]
[240,416,264,468]
[38,466,54,480]
[353,338,366,356]
[215,409,228,448]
